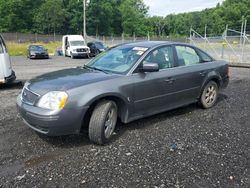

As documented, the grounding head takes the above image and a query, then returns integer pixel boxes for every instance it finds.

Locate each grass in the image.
[6,42,62,56]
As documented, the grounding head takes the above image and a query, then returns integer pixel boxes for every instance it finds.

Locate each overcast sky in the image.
[144,0,225,16]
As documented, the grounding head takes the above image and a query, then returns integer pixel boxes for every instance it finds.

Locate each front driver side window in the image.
[143,46,174,70]
[176,46,200,66]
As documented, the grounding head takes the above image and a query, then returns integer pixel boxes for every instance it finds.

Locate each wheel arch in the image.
[202,71,222,90]
[198,72,222,99]
[81,94,129,131]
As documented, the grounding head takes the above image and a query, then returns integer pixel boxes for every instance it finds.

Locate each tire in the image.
[95,50,100,56]
[200,81,219,109]
[89,100,118,145]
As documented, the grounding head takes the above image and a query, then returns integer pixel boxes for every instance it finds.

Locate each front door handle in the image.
[164,78,175,84]
[199,71,206,77]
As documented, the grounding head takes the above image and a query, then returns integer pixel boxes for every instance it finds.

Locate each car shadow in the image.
[111,93,229,143]
[38,93,229,147]
[36,132,92,148]
[0,81,23,90]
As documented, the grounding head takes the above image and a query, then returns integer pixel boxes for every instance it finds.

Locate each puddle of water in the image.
[25,154,57,168]
[0,153,61,177]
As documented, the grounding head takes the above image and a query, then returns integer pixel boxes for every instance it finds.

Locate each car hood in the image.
[27,67,120,95]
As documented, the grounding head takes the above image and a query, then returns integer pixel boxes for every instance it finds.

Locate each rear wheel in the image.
[200,81,218,109]
[88,100,118,145]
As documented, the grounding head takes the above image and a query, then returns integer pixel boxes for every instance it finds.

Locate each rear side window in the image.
[175,45,200,66]
[197,49,213,62]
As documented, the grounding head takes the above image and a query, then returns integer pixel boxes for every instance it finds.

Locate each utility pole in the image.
[83,0,86,42]
[204,24,207,39]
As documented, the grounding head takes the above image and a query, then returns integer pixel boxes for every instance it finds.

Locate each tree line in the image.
[0,0,249,37]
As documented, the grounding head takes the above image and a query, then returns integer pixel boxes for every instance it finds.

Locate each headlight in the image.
[37,91,68,110]
[73,49,77,52]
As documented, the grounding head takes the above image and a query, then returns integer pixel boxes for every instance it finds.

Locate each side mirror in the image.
[140,63,159,72]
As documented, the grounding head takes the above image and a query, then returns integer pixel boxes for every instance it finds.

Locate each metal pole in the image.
[204,25,207,49]
[225,25,228,38]
[204,24,207,39]
[240,18,244,47]
[83,0,86,42]
[241,19,247,63]
[189,26,192,44]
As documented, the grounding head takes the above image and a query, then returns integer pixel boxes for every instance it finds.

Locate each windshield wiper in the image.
[83,64,109,74]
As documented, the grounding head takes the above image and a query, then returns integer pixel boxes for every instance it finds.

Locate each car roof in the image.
[121,41,189,48]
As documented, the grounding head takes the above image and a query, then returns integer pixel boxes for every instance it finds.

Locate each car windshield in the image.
[30,46,45,51]
[87,45,149,74]
[70,41,85,46]
[95,42,106,49]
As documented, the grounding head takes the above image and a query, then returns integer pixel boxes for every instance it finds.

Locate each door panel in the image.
[0,35,12,80]
[173,45,210,104]
[130,45,211,118]
[131,45,178,117]
[131,72,170,117]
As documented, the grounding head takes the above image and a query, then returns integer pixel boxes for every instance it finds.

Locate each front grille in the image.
[21,88,39,105]
[77,48,87,52]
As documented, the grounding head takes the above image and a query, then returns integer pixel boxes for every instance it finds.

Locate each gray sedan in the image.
[17,41,229,145]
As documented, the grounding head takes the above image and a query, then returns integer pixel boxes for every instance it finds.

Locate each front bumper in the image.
[16,94,89,136]
[71,52,90,57]
[30,54,49,59]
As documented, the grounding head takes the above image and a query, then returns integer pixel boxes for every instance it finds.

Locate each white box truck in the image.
[0,34,16,85]
[62,35,90,58]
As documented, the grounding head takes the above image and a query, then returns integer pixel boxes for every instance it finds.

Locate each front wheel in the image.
[200,81,218,109]
[88,100,118,145]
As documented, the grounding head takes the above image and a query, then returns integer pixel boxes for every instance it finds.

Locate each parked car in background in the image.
[27,45,49,59]
[62,35,90,58]
[0,34,16,84]
[17,41,229,145]
[87,41,108,56]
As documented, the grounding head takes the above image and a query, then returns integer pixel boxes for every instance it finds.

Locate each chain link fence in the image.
[4,29,248,64]
[1,32,187,45]
[190,19,250,64]
[1,32,62,43]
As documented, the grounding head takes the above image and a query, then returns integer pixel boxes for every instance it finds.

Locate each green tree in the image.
[34,0,66,34]
[119,0,149,36]
[0,0,43,32]
[148,16,166,36]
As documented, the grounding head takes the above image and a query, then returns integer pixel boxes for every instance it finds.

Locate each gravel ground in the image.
[0,57,250,187]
